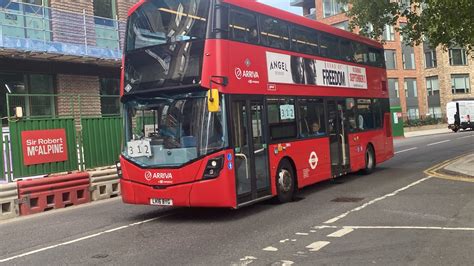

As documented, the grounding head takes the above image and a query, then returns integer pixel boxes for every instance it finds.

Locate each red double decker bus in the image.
[119,0,394,208]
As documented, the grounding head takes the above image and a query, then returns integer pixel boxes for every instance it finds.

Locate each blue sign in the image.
[227,153,232,161]
[228,162,233,170]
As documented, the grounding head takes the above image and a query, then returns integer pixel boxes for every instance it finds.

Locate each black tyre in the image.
[361,145,375,175]
[276,160,295,203]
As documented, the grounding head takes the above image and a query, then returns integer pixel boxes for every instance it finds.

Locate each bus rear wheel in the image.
[361,146,375,175]
[276,160,295,203]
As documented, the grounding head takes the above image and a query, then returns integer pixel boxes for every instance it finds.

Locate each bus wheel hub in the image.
[278,169,292,192]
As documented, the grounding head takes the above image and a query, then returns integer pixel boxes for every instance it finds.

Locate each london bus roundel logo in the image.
[235,67,243,80]
[309,151,318,170]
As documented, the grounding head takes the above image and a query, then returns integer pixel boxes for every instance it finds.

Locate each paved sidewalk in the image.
[404,127,452,138]
[444,153,474,178]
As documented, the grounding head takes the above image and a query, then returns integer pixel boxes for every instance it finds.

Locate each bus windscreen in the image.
[124,0,210,93]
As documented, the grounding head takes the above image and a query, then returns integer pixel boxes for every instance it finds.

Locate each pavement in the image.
[404,127,452,138]
[444,153,474,178]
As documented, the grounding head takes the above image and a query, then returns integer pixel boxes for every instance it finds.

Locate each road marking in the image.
[427,140,450,146]
[320,225,474,231]
[262,246,278,252]
[280,260,294,265]
[306,241,330,252]
[323,176,432,224]
[327,227,354,238]
[237,256,257,266]
[424,153,474,183]
[295,232,309,236]
[395,147,417,154]
[0,214,174,263]
[280,239,289,243]
[457,135,474,139]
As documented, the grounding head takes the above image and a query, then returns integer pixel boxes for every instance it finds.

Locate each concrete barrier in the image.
[0,182,20,220]
[89,168,120,201]
[17,173,91,216]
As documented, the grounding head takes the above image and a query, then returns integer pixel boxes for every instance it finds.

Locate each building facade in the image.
[0,0,139,125]
[291,0,474,122]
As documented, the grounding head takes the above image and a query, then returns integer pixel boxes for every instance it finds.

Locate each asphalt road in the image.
[1,130,473,265]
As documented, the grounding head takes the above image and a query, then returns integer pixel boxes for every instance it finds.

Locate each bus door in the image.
[231,97,271,205]
[327,100,351,177]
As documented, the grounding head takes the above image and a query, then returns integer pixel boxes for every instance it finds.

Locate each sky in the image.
[257,0,302,15]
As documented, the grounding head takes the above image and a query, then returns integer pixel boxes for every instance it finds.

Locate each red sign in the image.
[21,129,68,166]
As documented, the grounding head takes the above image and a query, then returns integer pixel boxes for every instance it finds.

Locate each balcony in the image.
[0,1,125,66]
[290,0,315,7]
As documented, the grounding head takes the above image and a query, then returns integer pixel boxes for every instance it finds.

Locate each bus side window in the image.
[259,16,290,50]
[291,25,319,55]
[354,43,369,64]
[229,9,259,44]
[320,33,339,59]
[298,98,326,137]
[340,39,356,62]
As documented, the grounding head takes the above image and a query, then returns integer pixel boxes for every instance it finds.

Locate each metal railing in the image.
[0,1,125,60]
[2,93,123,182]
[6,93,121,119]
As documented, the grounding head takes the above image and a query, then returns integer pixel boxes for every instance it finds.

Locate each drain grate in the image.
[331,197,364,203]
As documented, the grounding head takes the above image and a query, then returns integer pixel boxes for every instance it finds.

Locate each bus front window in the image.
[123,92,227,167]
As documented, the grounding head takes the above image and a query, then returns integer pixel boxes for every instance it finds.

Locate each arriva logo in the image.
[145,171,173,181]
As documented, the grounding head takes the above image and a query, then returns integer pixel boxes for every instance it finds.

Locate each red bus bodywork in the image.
[120,0,394,208]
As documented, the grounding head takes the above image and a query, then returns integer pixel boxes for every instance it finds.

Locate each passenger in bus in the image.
[311,122,324,136]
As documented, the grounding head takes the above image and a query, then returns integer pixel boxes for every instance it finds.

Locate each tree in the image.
[339,0,474,51]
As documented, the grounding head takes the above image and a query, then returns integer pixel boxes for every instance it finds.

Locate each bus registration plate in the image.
[150,198,173,206]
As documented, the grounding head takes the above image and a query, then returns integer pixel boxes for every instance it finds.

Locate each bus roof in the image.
[223,0,383,49]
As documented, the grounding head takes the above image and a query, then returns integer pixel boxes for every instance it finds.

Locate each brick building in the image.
[291,0,474,121]
[0,0,139,125]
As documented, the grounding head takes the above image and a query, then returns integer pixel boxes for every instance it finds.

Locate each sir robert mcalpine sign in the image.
[21,129,68,166]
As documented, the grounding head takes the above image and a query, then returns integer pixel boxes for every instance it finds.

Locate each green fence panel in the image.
[9,118,78,178]
[81,117,123,169]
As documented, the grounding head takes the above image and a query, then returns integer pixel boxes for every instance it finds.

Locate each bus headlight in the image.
[203,155,224,179]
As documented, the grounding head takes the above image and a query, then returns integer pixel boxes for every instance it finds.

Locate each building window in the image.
[382,25,395,41]
[423,42,437,68]
[407,108,419,120]
[451,74,470,94]
[388,78,399,98]
[332,21,349,31]
[0,73,55,121]
[100,78,120,115]
[384,50,397,69]
[94,0,114,18]
[404,78,417,97]
[323,0,347,18]
[402,44,415,69]
[449,48,467,66]
[426,76,439,96]
[427,107,442,119]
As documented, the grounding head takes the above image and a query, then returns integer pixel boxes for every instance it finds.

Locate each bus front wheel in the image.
[361,145,376,175]
[276,160,295,203]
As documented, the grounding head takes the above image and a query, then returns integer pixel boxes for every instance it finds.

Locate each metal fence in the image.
[2,94,122,182]
[0,1,125,59]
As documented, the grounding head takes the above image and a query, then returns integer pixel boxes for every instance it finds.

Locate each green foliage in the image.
[403,116,444,127]
[339,0,474,51]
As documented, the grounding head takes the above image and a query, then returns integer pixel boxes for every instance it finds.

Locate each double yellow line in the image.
[424,153,474,183]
